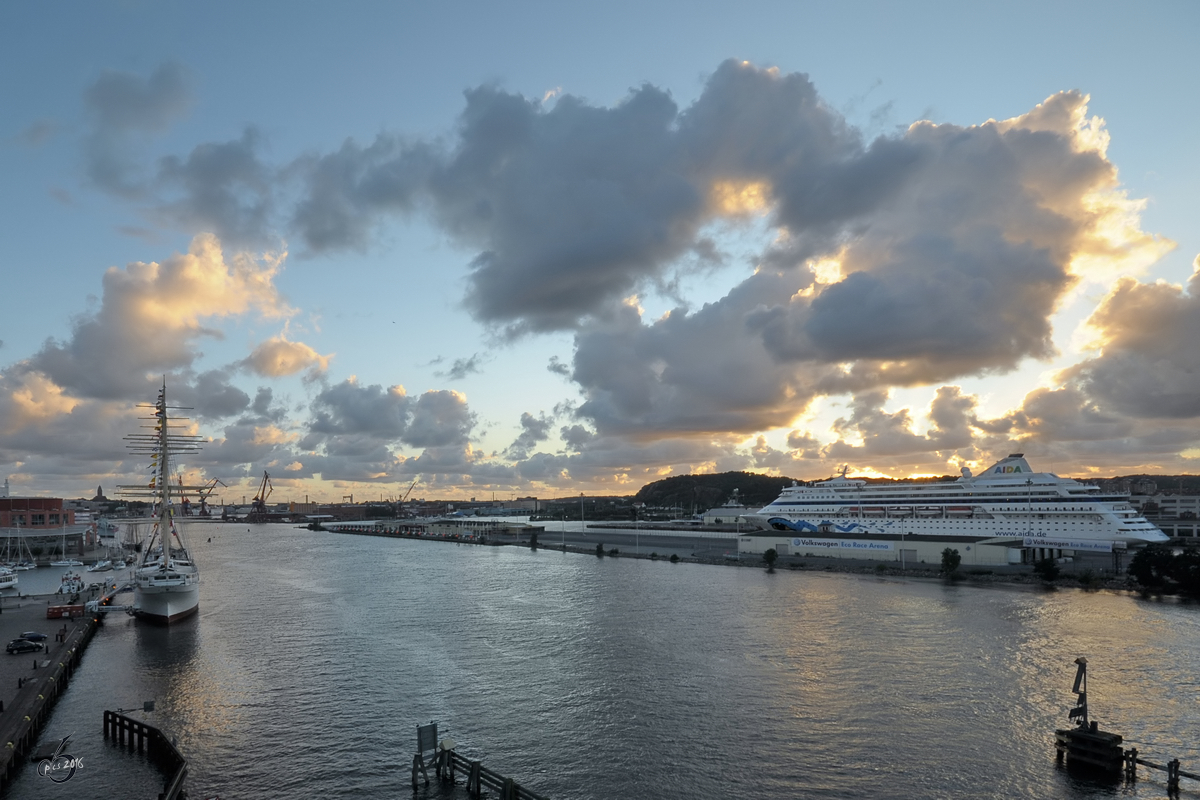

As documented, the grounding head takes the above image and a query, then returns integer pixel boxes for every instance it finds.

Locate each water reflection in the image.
[7,526,1200,799]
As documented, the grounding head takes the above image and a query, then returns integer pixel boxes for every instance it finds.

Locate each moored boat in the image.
[118,381,205,624]
[743,454,1169,548]
[60,570,83,594]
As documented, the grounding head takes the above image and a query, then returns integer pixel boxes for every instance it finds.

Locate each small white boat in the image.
[113,560,128,570]
[87,559,113,572]
[60,570,84,593]
[0,568,17,590]
[13,561,36,571]
[50,558,84,567]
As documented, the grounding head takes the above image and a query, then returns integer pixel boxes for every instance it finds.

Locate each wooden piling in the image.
[102,710,187,800]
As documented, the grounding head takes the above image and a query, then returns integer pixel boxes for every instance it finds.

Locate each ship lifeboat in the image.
[915,506,942,517]
[862,507,885,516]
[887,506,913,516]
[947,506,974,516]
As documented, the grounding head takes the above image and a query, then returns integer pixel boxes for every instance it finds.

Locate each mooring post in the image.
[468,760,482,798]
[1125,747,1138,780]
[1169,758,1180,792]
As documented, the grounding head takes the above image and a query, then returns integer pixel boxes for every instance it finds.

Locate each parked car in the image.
[6,639,42,654]
[19,631,47,641]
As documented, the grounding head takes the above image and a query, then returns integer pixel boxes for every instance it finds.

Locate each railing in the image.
[103,710,188,800]
[413,745,549,800]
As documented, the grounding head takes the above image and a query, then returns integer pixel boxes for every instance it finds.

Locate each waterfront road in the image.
[515,529,738,559]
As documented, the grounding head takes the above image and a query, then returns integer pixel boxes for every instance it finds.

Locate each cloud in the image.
[302,380,475,451]
[435,353,484,380]
[506,411,554,459]
[305,380,411,441]
[290,134,438,251]
[1067,255,1200,419]
[181,369,251,420]
[404,390,474,448]
[275,62,1174,446]
[83,62,193,197]
[15,119,55,147]
[21,233,291,401]
[154,129,276,246]
[244,336,332,378]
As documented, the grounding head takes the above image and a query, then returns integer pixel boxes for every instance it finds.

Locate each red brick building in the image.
[0,498,75,528]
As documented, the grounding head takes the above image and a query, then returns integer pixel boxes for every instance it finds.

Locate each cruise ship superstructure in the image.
[743,454,1168,552]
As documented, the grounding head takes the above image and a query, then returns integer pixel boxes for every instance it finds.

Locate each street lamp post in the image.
[901,531,906,570]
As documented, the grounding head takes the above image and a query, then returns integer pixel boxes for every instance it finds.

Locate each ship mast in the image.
[117,380,207,558]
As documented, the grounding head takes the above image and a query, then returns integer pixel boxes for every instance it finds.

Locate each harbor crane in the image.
[250,472,274,515]
[397,479,418,516]
[197,478,226,517]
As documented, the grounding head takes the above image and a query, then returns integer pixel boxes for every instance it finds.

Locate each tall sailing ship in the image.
[118,381,205,623]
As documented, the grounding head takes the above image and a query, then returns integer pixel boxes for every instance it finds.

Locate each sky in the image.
[1,1,1198,505]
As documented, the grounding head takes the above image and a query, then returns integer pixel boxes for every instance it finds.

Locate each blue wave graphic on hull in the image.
[768,518,867,534]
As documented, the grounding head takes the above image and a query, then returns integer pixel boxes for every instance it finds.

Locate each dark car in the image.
[6,639,42,654]
[19,631,46,642]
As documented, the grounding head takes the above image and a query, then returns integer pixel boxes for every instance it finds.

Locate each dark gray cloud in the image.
[84,62,192,132]
[436,353,484,381]
[570,269,832,437]
[405,390,474,448]
[154,129,274,246]
[1067,262,1200,419]
[83,62,193,197]
[301,380,474,453]
[1004,386,1133,443]
[181,369,251,420]
[290,135,437,251]
[506,411,554,459]
[304,381,411,441]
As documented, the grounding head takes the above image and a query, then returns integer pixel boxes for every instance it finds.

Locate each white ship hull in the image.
[134,580,199,623]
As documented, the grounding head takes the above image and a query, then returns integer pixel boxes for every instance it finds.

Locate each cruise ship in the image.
[743,454,1168,550]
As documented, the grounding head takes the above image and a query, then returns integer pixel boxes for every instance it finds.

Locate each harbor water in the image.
[5,523,1200,799]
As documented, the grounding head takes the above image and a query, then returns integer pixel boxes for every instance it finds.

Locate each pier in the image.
[412,722,548,800]
[0,594,98,791]
[1056,656,1200,793]
[104,709,188,800]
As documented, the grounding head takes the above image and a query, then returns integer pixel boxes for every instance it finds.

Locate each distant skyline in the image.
[2,2,1198,504]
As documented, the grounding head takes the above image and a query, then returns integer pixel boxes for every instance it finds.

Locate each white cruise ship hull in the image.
[135,581,199,624]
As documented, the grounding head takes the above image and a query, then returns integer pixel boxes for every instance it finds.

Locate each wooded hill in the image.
[632,471,797,512]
